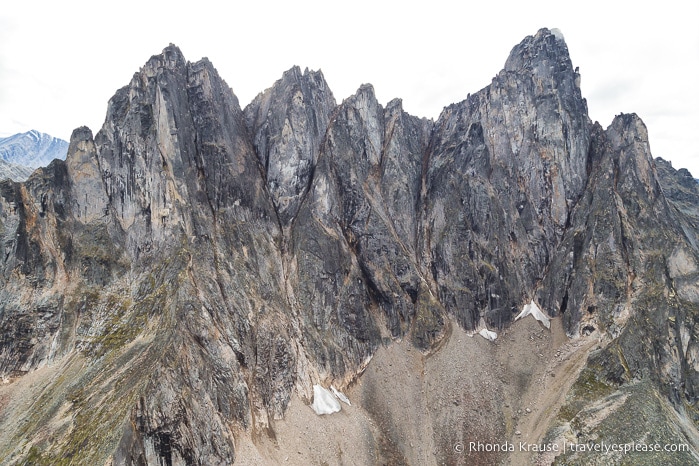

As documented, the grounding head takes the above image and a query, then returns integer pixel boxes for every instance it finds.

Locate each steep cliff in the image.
[1,29,698,465]
[422,29,590,332]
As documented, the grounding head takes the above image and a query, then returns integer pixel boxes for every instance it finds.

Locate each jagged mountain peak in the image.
[252,65,331,99]
[2,29,699,465]
[26,129,41,140]
[609,111,647,136]
[505,27,571,65]
[244,63,336,226]
[69,125,94,142]
[280,64,304,81]
[503,27,578,91]
[142,43,187,73]
[347,82,378,103]
[281,64,325,81]
[386,97,403,111]
[0,129,68,170]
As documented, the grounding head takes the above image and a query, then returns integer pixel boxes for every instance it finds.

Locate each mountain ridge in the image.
[0,129,68,169]
[0,28,698,465]
[0,130,68,181]
[0,158,34,182]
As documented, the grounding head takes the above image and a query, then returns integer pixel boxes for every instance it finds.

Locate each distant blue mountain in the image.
[0,130,68,169]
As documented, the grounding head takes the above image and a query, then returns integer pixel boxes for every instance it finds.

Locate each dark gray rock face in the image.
[1,29,699,465]
[290,84,435,373]
[422,29,590,331]
[539,115,675,336]
[536,114,699,466]
[84,45,292,464]
[0,159,72,376]
[244,66,336,228]
[656,156,699,250]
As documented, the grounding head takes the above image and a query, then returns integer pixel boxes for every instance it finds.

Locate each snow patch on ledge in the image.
[478,328,498,342]
[311,384,341,415]
[331,386,351,406]
[515,300,551,329]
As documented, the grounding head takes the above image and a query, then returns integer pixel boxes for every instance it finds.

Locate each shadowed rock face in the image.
[1,29,699,465]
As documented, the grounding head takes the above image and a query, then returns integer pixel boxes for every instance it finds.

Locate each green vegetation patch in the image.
[553,381,697,466]
[558,365,618,422]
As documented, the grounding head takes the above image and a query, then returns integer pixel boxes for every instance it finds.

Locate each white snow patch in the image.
[478,328,498,342]
[311,384,341,415]
[550,28,565,42]
[681,324,691,356]
[331,386,351,406]
[515,300,551,329]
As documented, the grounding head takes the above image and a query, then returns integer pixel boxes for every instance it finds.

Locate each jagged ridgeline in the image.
[1,28,699,465]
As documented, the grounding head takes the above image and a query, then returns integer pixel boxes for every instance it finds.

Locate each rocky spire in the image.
[244,65,336,227]
[421,26,592,330]
[1,31,699,466]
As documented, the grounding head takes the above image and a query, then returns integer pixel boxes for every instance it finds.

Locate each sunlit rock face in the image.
[2,29,699,465]
[245,65,337,228]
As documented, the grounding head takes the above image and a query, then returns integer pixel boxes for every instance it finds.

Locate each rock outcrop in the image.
[245,65,336,228]
[1,29,699,465]
[422,29,590,332]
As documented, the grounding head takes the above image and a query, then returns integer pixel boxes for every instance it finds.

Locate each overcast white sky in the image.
[1,1,698,175]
